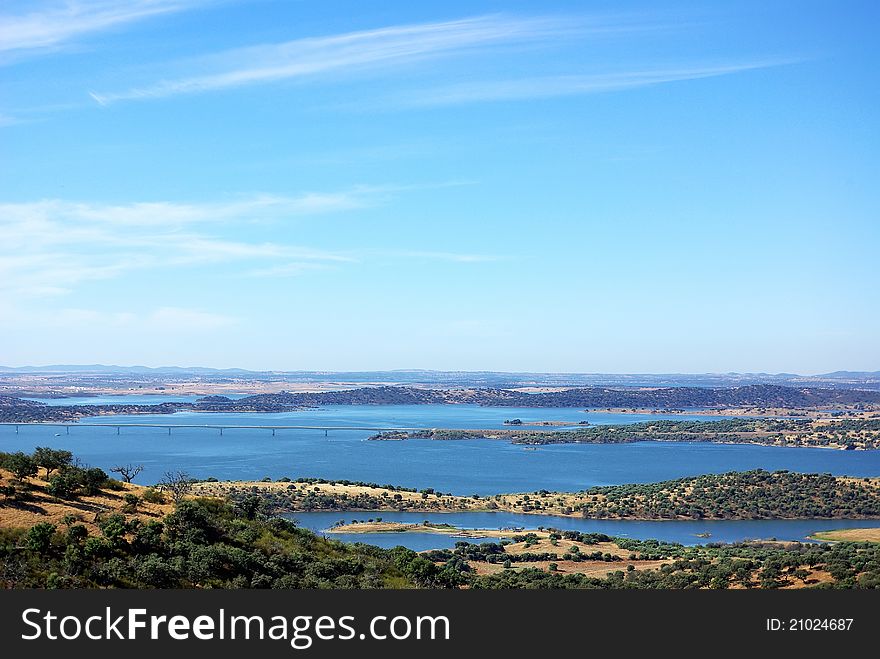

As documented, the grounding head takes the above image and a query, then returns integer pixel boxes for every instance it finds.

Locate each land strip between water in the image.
[3,383,879,423]
[190,470,880,521]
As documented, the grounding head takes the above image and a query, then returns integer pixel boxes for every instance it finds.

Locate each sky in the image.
[1,0,878,374]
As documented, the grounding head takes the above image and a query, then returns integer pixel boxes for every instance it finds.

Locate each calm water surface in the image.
[288,511,880,550]
[2,406,879,495]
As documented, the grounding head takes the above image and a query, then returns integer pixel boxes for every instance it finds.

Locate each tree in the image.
[6,452,37,482]
[27,523,57,554]
[32,447,73,479]
[80,467,109,495]
[67,524,88,544]
[234,495,264,520]
[46,471,79,500]
[110,464,144,484]
[99,514,129,548]
[159,471,193,503]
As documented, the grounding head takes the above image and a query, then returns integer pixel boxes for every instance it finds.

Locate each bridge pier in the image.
[325,429,328,437]
[272,428,276,437]
[220,427,224,436]
[168,427,172,436]
[66,426,69,435]
[116,426,120,435]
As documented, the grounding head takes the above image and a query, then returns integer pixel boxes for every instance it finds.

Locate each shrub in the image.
[27,523,57,554]
[122,494,140,513]
[46,472,80,500]
[142,488,165,504]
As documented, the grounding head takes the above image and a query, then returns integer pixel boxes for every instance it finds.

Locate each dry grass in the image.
[810,528,880,542]
[191,480,494,512]
[0,468,174,535]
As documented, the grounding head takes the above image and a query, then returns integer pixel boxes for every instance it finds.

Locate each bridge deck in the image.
[0,422,420,431]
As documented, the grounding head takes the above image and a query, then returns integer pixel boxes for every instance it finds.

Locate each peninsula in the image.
[372,417,880,450]
[190,470,880,520]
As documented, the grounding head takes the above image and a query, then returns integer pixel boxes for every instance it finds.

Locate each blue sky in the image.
[1,0,878,373]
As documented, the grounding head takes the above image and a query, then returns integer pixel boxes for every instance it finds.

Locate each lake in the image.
[2,405,879,495]
[287,511,880,550]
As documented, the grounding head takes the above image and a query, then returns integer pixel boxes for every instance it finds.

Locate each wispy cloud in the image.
[0,112,22,126]
[0,305,238,332]
[0,1,207,57]
[244,262,333,278]
[0,192,371,299]
[384,61,798,108]
[0,190,377,229]
[88,14,604,104]
[0,187,500,300]
[384,250,502,263]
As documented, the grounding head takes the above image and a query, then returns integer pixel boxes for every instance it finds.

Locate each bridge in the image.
[0,422,421,437]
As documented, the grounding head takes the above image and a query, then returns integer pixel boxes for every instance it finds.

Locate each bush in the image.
[27,523,57,554]
[80,468,110,495]
[46,472,80,500]
[142,488,165,504]
[67,525,88,544]
[122,494,140,513]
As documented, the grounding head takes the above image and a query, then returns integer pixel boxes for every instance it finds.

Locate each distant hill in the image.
[0,364,264,375]
[199,384,880,411]
[2,365,879,389]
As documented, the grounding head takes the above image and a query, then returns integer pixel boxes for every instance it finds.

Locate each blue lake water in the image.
[2,405,880,495]
[288,511,880,551]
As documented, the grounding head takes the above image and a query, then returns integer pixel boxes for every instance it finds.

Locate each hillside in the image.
[4,452,880,589]
[0,467,173,535]
[0,452,451,589]
[192,470,880,520]
[4,384,880,423]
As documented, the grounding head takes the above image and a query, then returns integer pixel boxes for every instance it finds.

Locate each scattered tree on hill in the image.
[110,464,144,483]
[26,523,56,554]
[159,471,193,503]
[5,452,38,482]
[32,447,73,479]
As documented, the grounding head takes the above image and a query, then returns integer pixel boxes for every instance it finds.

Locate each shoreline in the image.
[809,528,880,543]
[325,521,525,537]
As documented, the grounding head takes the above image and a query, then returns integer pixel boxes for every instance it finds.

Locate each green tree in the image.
[80,467,109,495]
[99,514,129,548]
[6,452,38,482]
[67,525,88,544]
[32,447,73,479]
[47,471,80,499]
[27,522,57,554]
